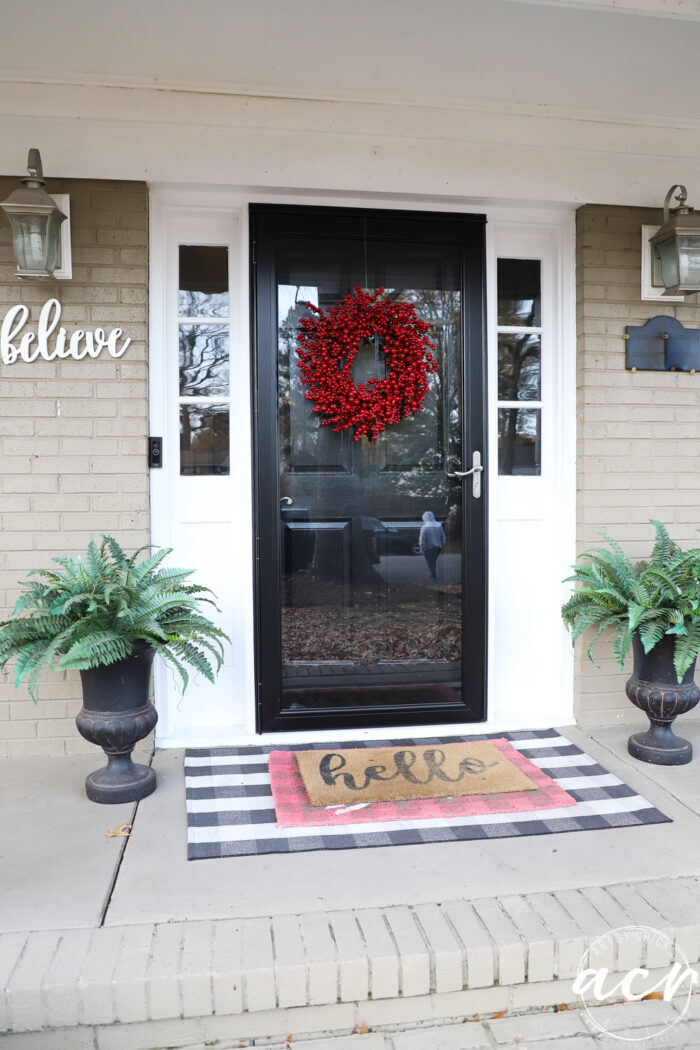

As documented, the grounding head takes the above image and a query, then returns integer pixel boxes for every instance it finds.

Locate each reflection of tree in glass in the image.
[498,334,540,402]
[382,290,461,498]
[278,292,317,471]
[179,325,229,396]
[498,285,541,474]
[178,288,229,318]
[498,296,538,326]
[367,290,461,548]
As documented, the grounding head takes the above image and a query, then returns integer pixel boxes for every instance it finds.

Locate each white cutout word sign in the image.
[1,298,131,365]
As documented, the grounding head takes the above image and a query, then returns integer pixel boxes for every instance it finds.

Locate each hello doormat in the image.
[269,738,575,829]
[184,730,671,860]
[293,739,536,805]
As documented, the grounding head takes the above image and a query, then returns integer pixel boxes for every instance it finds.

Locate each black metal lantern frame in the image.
[0,149,67,279]
[649,185,700,297]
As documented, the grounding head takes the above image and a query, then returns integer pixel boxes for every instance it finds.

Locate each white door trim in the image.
[149,185,576,746]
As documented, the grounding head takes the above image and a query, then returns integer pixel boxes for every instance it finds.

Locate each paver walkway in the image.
[215,998,700,1049]
[69,998,695,1050]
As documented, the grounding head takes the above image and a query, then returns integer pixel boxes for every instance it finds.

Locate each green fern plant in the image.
[561,520,700,683]
[0,535,230,701]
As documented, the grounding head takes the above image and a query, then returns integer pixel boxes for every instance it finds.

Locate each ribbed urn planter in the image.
[626,633,700,766]
[76,642,158,803]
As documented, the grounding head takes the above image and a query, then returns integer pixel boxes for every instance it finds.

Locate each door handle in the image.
[446,451,483,498]
[280,496,292,505]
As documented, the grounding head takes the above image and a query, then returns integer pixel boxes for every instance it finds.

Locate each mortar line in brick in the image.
[0,933,29,1033]
[208,919,216,1020]
[409,905,437,993]
[269,913,278,1009]
[38,930,65,1028]
[354,911,373,1001]
[380,910,403,997]
[298,911,312,1007]
[142,923,159,1022]
[471,897,524,987]
[439,904,472,990]
[75,927,97,1028]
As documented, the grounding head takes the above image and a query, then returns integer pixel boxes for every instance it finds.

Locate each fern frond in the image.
[650,520,674,567]
[673,621,700,681]
[149,640,190,693]
[169,640,215,683]
[585,615,621,664]
[59,632,133,670]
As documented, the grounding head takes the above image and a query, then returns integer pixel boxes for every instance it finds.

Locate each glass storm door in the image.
[252,205,486,732]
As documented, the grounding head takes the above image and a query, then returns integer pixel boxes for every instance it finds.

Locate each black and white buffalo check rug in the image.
[184,729,670,860]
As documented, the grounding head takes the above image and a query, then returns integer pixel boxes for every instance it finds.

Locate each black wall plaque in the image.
[625,315,700,373]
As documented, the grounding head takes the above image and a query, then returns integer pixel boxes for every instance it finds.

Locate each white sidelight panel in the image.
[149,199,253,742]
[487,221,576,727]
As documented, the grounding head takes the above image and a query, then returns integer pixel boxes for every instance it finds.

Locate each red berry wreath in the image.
[296,286,437,441]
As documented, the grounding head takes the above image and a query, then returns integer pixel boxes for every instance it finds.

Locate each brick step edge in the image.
[2,874,700,1036]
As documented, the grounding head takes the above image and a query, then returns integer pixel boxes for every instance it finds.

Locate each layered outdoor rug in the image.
[184,730,671,860]
[269,740,572,828]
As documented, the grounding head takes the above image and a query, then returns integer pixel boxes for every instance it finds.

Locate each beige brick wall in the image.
[0,178,149,756]
[575,204,700,726]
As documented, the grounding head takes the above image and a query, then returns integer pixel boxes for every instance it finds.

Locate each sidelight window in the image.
[178,245,231,475]
[496,258,542,476]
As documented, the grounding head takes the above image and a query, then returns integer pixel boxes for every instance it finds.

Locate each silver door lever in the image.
[446,465,483,478]
[446,451,483,498]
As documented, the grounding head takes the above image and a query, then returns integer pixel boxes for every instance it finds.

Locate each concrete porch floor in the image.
[4,722,700,1048]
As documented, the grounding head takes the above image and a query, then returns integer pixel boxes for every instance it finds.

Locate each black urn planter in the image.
[626,633,700,766]
[75,642,158,803]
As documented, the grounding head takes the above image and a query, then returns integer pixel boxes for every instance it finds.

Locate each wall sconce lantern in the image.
[0,149,67,279]
[649,185,700,297]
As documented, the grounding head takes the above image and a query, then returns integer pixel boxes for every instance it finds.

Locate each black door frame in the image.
[250,203,487,733]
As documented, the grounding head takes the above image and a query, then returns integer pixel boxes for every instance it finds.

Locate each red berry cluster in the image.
[296,287,437,441]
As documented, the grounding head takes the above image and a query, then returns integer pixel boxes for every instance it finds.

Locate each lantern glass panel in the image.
[678,234,700,287]
[11,213,50,271]
[45,213,63,272]
[653,237,679,291]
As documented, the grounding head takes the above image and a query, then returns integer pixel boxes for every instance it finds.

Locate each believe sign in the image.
[1,298,131,364]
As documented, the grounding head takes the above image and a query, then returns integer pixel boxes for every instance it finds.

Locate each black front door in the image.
[251,205,487,732]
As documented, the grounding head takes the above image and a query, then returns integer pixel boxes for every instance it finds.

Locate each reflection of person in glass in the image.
[419,510,445,581]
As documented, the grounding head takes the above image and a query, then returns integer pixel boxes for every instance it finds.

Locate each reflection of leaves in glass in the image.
[497,334,540,401]
[179,325,229,396]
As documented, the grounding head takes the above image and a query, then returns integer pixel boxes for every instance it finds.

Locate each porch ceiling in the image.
[1,0,700,204]
[1,0,697,120]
